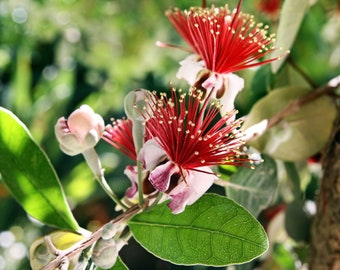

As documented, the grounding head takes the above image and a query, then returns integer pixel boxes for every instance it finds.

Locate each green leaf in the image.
[96,257,128,270]
[251,65,275,98]
[0,107,79,230]
[242,86,337,161]
[128,194,268,266]
[271,0,309,73]
[226,155,278,217]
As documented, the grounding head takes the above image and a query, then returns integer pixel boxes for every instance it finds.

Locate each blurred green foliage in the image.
[0,0,339,269]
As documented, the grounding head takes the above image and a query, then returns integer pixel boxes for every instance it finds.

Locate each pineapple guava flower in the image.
[163,0,280,113]
[103,89,251,213]
[55,105,105,156]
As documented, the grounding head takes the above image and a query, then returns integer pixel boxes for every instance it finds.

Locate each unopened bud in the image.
[55,105,104,156]
[124,89,151,121]
[29,231,84,270]
[101,223,125,240]
[92,238,126,269]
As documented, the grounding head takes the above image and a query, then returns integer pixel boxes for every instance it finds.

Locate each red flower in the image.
[136,88,251,213]
[258,0,281,17]
[141,88,248,171]
[166,0,279,74]
[103,88,251,213]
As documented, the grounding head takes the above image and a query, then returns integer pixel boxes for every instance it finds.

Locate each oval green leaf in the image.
[0,107,79,230]
[242,86,336,161]
[271,0,309,73]
[128,194,268,266]
[225,155,278,217]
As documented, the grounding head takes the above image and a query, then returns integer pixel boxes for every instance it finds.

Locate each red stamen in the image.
[166,0,280,74]
[141,88,250,171]
[102,119,137,161]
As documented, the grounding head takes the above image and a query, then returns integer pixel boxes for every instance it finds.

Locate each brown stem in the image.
[308,105,340,269]
[287,56,318,88]
[41,204,142,270]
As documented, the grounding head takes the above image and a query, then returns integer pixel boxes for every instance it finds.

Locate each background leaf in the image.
[271,0,309,73]
[242,86,337,161]
[0,107,79,230]
[225,155,278,217]
[128,194,268,266]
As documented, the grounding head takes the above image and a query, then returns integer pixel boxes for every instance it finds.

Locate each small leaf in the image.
[0,107,79,230]
[128,194,268,266]
[225,155,278,217]
[251,65,275,98]
[242,86,337,161]
[271,0,309,73]
[95,256,128,270]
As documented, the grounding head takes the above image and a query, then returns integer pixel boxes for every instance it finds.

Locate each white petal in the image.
[201,73,224,92]
[242,119,268,141]
[138,139,167,170]
[219,73,245,115]
[176,54,206,85]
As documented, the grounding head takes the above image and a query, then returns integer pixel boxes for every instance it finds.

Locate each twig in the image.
[247,75,340,141]
[287,56,318,88]
[267,75,340,130]
[41,204,142,270]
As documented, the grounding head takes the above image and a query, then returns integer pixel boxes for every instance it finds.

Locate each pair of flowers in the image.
[55,0,278,214]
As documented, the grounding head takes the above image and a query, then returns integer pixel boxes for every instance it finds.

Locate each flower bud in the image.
[124,89,151,121]
[101,223,125,240]
[29,231,84,270]
[55,105,105,156]
[92,238,126,269]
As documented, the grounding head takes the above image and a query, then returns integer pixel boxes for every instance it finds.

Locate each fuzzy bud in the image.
[92,238,126,269]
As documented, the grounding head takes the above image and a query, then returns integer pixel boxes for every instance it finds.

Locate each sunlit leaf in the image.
[225,155,278,217]
[0,107,79,230]
[271,0,309,73]
[242,86,336,161]
[128,194,268,266]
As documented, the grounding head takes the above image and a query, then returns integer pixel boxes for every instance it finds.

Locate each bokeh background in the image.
[0,0,339,269]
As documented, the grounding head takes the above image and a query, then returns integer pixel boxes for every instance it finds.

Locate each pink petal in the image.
[124,165,138,198]
[168,167,216,214]
[149,161,179,192]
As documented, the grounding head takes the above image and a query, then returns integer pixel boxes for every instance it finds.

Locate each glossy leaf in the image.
[128,194,268,266]
[0,107,79,230]
[225,155,278,217]
[271,0,309,73]
[242,86,336,161]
